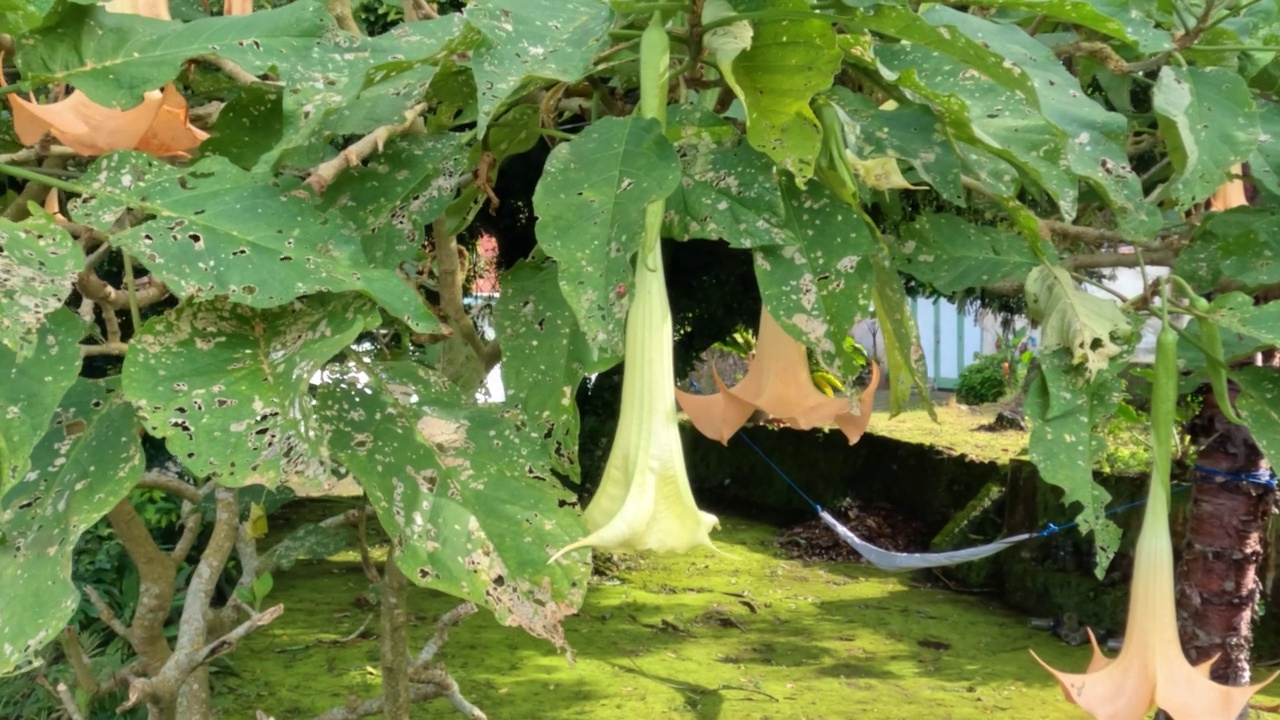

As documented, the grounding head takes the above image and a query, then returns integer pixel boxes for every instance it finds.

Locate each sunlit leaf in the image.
[0,214,80,357]
[897,213,1040,293]
[0,378,143,675]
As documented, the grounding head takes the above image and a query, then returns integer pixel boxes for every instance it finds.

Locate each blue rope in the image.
[684,379,1276,541]
[1193,465,1278,488]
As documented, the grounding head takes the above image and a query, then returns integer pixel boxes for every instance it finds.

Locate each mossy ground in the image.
[213,513,1280,719]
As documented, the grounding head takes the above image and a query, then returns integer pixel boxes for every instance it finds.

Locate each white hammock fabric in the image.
[817,510,1037,573]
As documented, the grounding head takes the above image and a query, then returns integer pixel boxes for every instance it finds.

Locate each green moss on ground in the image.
[212,516,1280,719]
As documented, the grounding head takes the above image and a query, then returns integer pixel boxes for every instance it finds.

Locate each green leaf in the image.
[0,309,83,494]
[824,88,965,205]
[0,215,80,357]
[323,132,471,269]
[1176,208,1280,292]
[1208,291,1280,349]
[753,180,877,378]
[1153,66,1260,209]
[1248,101,1280,201]
[705,0,842,183]
[0,0,55,36]
[871,250,932,417]
[1025,265,1133,380]
[897,213,1039,293]
[122,294,379,487]
[200,84,285,170]
[464,0,615,136]
[1026,350,1123,576]
[662,105,790,248]
[68,152,439,333]
[317,362,589,650]
[258,523,352,574]
[532,116,682,360]
[964,0,1174,53]
[1235,366,1280,469]
[0,378,144,675]
[16,2,332,110]
[496,256,606,483]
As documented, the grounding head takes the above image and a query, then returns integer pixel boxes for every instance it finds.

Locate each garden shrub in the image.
[956,354,1009,406]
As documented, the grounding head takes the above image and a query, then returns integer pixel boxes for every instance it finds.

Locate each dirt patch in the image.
[775,499,930,564]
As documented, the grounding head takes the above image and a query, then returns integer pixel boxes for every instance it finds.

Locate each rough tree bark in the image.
[381,549,412,720]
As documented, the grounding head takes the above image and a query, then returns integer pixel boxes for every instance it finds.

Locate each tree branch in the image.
[83,586,133,643]
[327,0,363,35]
[414,602,476,665]
[196,55,262,85]
[402,0,438,21]
[432,217,503,373]
[304,102,429,194]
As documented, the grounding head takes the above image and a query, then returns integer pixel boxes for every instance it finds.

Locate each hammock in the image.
[732,433,1228,574]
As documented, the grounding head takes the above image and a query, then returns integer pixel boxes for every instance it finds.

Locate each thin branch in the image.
[193,601,285,666]
[196,55,261,84]
[76,268,170,311]
[37,676,85,720]
[0,145,80,164]
[402,0,438,20]
[304,102,429,194]
[80,342,130,357]
[432,217,502,372]
[170,510,204,563]
[83,585,133,642]
[327,0,363,35]
[138,469,202,504]
[414,602,477,665]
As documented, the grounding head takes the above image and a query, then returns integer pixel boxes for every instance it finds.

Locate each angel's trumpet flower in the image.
[675,308,878,445]
[1033,322,1276,719]
[2,0,211,159]
[547,235,719,563]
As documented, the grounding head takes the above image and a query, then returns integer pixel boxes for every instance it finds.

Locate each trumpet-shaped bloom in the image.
[6,83,209,159]
[1032,466,1276,719]
[675,308,878,445]
[548,239,718,563]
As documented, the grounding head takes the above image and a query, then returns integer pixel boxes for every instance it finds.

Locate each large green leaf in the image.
[323,132,472,268]
[464,0,615,136]
[1247,101,1280,202]
[662,106,791,248]
[1026,265,1134,380]
[753,180,877,379]
[0,309,83,494]
[0,214,80,357]
[963,0,1173,53]
[1153,66,1260,209]
[16,2,331,110]
[824,88,965,205]
[1026,350,1123,576]
[858,5,1155,236]
[496,256,609,483]
[122,295,379,487]
[317,362,590,650]
[704,0,842,183]
[67,152,438,333]
[1175,208,1280,292]
[0,0,56,36]
[531,116,682,360]
[897,213,1039,293]
[1234,366,1280,469]
[1208,292,1280,349]
[0,378,144,675]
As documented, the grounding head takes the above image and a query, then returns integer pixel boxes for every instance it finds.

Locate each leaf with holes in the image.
[532,115,682,360]
[1026,350,1124,575]
[1153,66,1260,210]
[824,88,965,205]
[69,152,438,333]
[1176,208,1280,293]
[0,215,80,357]
[871,250,933,417]
[323,132,471,269]
[897,213,1040,293]
[464,0,615,136]
[1207,291,1280,349]
[753,180,876,380]
[496,255,608,484]
[956,0,1173,53]
[662,106,791,248]
[122,294,378,487]
[16,2,332,110]
[317,361,589,651]
[704,0,842,183]
[1234,366,1280,468]
[1026,265,1135,380]
[0,309,84,494]
[0,377,143,675]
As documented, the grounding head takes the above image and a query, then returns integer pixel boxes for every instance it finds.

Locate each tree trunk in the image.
[1162,377,1277,719]
[381,549,412,720]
